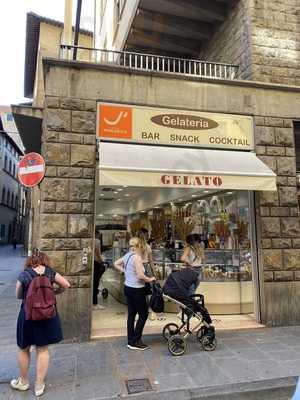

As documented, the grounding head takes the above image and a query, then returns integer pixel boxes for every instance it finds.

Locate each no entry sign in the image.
[18,152,45,188]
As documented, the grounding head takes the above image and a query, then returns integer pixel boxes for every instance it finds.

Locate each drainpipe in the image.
[62,0,73,59]
[73,0,82,60]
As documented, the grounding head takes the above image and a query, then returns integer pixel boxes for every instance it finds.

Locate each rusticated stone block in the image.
[264,271,274,282]
[45,166,57,177]
[45,109,71,131]
[275,127,294,146]
[257,156,276,173]
[259,191,279,206]
[84,135,96,145]
[287,177,297,186]
[261,217,281,237]
[70,145,95,167]
[272,238,291,249]
[56,202,82,213]
[78,275,92,288]
[261,239,271,248]
[254,116,265,126]
[293,239,300,248]
[281,218,300,237]
[264,117,283,127]
[45,131,59,142]
[41,178,68,201]
[294,271,300,281]
[260,207,270,216]
[279,186,298,206]
[46,251,66,274]
[276,177,288,186]
[72,111,95,133]
[40,214,67,238]
[262,249,282,270]
[39,239,54,251]
[266,147,285,156]
[277,157,296,176]
[66,250,91,274]
[83,168,95,179]
[59,132,83,144]
[54,238,81,250]
[82,203,93,213]
[68,215,93,237]
[283,250,300,270]
[44,143,70,166]
[60,98,96,112]
[274,271,294,281]
[290,207,299,217]
[81,239,93,251]
[286,148,295,157]
[41,201,56,213]
[69,179,94,201]
[270,207,290,217]
[283,120,293,128]
[255,126,275,146]
[45,96,60,108]
[58,167,82,178]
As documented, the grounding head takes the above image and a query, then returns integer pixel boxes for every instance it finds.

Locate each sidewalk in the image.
[0,246,299,400]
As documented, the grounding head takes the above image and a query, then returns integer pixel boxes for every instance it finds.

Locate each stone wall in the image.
[199,0,252,79]
[250,0,300,85]
[254,116,300,325]
[39,96,97,341]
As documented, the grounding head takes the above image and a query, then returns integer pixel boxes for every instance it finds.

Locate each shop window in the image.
[1,187,5,204]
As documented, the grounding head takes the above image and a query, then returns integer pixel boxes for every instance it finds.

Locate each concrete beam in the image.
[128,28,200,56]
[136,8,213,40]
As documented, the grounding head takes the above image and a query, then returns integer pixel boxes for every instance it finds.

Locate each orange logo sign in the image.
[98,104,132,139]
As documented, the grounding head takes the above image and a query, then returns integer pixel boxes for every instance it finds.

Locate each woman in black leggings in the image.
[114,237,155,350]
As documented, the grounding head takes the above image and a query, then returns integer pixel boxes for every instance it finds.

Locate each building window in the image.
[11,193,14,208]
[15,196,18,209]
[0,225,5,239]
[9,159,12,174]
[294,122,300,173]
[7,190,10,206]
[1,188,5,204]
[22,199,25,215]
[4,155,7,171]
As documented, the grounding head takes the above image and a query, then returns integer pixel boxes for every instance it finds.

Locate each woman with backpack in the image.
[114,237,156,350]
[10,248,70,397]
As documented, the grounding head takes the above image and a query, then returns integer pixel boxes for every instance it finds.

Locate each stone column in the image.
[38,96,97,341]
[255,116,300,326]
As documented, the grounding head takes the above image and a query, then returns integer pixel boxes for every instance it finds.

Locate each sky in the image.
[0,0,94,106]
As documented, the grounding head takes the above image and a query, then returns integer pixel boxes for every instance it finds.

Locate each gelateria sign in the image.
[97,102,254,150]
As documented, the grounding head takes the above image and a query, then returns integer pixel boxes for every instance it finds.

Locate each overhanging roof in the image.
[99,142,277,191]
[125,0,237,58]
[24,12,93,99]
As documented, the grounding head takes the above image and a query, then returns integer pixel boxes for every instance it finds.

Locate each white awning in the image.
[99,142,277,191]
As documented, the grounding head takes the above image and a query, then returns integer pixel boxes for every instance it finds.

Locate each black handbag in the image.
[145,282,152,295]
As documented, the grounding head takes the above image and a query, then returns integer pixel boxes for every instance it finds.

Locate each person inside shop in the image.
[93,230,106,310]
[180,234,205,295]
[114,237,156,351]
[137,228,164,321]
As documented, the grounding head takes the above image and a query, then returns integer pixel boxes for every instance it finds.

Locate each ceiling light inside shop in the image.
[113,214,118,217]
[117,188,123,191]
[203,190,209,193]
[191,195,198,197]
[98,214,103,217]
[100,194,104,197]
[123,185,128,188]
[226,192,233,195]
[113,191,118,194]
[117,199,121,201]
[124,194,130,197]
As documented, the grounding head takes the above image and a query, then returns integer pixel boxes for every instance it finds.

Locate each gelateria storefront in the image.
[92,102,277,338]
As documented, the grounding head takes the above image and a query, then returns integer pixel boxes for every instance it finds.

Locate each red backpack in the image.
[24,270,56,321]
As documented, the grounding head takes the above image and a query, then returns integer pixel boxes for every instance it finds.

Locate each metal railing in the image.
[60,44,239,80]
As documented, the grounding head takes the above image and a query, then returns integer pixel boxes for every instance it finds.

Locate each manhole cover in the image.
[125,378,153,394]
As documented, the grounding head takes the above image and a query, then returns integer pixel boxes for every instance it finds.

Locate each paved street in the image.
[0,246,299,399]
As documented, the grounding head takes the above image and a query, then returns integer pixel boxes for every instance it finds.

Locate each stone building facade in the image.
[29,59,300,340]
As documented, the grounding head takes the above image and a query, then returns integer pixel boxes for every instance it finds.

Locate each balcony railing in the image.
[60,44,239,80]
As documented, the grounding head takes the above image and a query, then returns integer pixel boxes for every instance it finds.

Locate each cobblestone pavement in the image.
[0,246,298,399]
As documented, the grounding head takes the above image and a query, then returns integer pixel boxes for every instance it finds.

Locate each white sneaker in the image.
[35,382,45,397]
[93,304,106,310]
[10,377,30,391]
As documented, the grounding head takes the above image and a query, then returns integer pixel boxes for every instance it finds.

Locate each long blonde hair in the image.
[137,230,149,259]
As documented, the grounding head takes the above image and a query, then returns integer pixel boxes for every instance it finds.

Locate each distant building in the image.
[0,107,26,245]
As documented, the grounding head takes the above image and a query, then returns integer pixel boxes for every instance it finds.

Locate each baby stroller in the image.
[162,268,217,356]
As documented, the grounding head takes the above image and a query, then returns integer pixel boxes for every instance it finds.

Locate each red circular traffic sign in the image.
[18,152,45,188]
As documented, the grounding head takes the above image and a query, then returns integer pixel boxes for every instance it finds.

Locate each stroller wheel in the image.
[168,335,187,356]
[201,335,217,351]
[101,288,108,299]
[162,323,179,341]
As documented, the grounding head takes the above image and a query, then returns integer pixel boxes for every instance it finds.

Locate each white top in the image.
[123,251,145,288]
[188,247,202,267]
